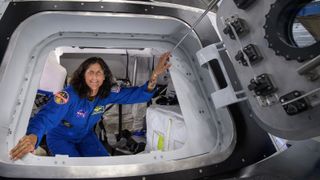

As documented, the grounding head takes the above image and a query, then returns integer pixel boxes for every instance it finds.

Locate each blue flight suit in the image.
[27,82,155,157]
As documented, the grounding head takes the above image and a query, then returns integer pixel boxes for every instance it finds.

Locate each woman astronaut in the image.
[10,52,171,159]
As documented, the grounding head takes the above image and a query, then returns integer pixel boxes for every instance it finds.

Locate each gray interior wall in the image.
[61,53,127,79]
[60,53,153,86]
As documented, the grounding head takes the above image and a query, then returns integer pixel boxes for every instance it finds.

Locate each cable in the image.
[170,0,220,54]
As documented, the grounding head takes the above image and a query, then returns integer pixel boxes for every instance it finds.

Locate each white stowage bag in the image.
[39,50,67,93]
[145,105,187,152]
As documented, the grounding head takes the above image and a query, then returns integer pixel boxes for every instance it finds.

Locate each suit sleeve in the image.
[26,88,73,148]
[108,81,157,104]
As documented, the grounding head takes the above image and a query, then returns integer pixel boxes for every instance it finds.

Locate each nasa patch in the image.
[76,109,87,118]
[54,91,69,104]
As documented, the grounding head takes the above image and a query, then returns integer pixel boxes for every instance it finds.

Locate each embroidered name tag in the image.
[54,91,69,104]
[92,105,105,115]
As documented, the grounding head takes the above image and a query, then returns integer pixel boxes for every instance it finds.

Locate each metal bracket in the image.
[297,54,320,81]
[196,43,247,109]
[281,88,320,108]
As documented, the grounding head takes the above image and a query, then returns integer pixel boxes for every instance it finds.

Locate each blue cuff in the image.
[26,128,44,149]
[143,81,158,96]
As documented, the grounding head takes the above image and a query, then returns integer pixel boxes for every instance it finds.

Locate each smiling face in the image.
[84,63,105,96]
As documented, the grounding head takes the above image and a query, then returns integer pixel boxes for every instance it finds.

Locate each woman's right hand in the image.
[10,134,37,160]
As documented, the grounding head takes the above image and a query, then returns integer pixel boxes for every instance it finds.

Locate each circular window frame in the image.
[264,0,320,62]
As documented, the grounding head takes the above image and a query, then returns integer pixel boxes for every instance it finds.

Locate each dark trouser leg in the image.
[77,131,109,157]
[46,136,81,157]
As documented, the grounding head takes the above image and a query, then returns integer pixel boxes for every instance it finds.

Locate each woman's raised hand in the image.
[147,52,172,91]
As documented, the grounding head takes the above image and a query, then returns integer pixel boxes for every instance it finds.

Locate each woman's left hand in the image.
[153,52,172,76]
[147,52,171,91]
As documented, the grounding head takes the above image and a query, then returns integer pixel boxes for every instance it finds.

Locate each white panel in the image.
[39,51,67,93]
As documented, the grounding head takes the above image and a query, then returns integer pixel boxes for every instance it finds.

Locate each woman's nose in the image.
[92,75,98,79]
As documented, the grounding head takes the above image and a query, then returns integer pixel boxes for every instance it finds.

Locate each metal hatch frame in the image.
[0,1,275,179]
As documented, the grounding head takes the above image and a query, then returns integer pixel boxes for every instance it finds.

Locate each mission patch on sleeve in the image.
[54,91,69,104]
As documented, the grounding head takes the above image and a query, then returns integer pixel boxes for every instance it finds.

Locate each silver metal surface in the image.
[0,9,235,178]
[216,0,320,140]
[196,43,247,109]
